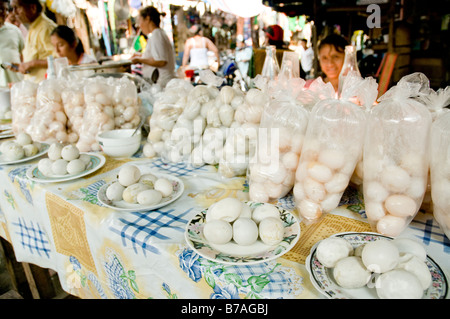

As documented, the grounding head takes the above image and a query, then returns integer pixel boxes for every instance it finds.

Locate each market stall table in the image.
[0,148,448,299]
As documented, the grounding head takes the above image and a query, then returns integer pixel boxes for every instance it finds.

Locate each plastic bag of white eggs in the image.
[363,79,432,237]
[61,81,86,143]
[112,77,141,130]
[10,80,38,136]
[27,78,69,144]
[248,96,309,202]
[430,109,450,240]
[202,198,286,247]
[37,143,91,177]
[315,236,432,299]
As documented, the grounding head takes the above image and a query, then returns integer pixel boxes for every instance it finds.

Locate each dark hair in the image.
[51,25,85,56]
[139,6,165,26]
[16,0,42,13]
[318,34,348,53]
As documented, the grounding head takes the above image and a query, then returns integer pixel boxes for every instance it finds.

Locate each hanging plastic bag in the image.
[363,75,432,237]
[61,80,86,144]
[294,74,377,223]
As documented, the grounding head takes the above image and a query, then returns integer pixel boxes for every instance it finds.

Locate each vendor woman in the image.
[50,25,96,65]
[131,6,175,88]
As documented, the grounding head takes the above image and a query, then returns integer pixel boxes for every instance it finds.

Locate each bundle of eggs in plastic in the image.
[249,128,304,203]
[363,152,428,237]
[293,140,356,222]
[10,81,38,136]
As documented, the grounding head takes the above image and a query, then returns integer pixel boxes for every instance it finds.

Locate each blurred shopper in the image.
[264,25,286,49]
[131,6,175,88]
[0,0,24,86]
[299,38,313,79]
[10,0,56,82]
[315,34,349,92]
[51,25,96,65]
[181,24,220,71]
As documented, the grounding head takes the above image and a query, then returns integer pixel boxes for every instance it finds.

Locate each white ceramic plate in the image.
[305,232,448,299]
[26,153,105,183]
[185,201,301,265]
[97,173,184,212]
[0,143,49,165]
[0,128,14,139]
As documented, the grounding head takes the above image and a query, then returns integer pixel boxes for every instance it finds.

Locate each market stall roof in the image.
[203,0,267,18]
[263,0,315,17]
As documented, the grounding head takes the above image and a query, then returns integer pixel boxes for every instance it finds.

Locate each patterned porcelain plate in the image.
[0,128,14,139]
[185,201,301,265]
[306,232,448,299]
[26,153,105,183]
[97,173,184,212]
[0,143,49,165]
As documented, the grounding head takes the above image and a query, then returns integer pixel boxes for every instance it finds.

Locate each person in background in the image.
[0,0,24,87]
[5,2,26,38]
[312,33,349,92]
[50,25,96,65]
[299,38,314,79]
[131,6,175,88]
[264,25,286,49]
[181,24,220,72]
[10,0,56,82]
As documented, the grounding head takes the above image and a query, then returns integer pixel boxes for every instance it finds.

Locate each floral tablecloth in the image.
[0,151,449,299]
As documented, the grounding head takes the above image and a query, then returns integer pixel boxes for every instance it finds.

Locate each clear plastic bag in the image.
[28,78,69,143]
[61,81,86,144]
[363,75,433,237]
[11,80,38,136]
[294,75,377,223]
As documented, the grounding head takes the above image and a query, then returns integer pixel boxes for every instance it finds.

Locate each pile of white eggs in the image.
[10,80,38,136]
[202,198,285,247]
[315,237,431,299]
[1,132,40,161]
[37,143,90,176]
[61,84,85,144]
[105,165,174,206]
[293,143,354,222]
[363,153,428,237]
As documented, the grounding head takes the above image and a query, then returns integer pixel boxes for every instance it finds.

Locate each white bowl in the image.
[0,87,11,113]
[97,129,141,157]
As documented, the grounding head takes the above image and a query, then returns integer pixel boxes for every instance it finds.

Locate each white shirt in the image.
[0,22,25,86]
[188,37,209,69]
[142,28,176,88]
[300,46,314,72]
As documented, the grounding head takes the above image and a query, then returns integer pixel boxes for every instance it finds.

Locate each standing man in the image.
[10,0,56,82]
[299,38,314,79]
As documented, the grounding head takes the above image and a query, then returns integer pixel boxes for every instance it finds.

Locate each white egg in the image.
[384,194,417,218]
[143,143,156,158]
[61,144,80,161]
[391,238,427,262]
[318,149,345,170]
[123,106,137,121]
[282,151,299,171]
[67,159,86,175]
[298,198,322,221]
[137,189,163,206]
[320,193,342,213]
[154,178,173,197]
[376,269,423,299]
[361,239,399,273]
[252,203,280,224]
[16,132,32,146]
[397,255,431,290]
[51,159,68,175]
[303,177,326,203]
[38,158,53,176]
[4,143,24,161]
[48,142,64,160]
[333,256,371,289]
[23,144,39,157]
[381,165,411,193]
[203,219,233,245]
[0,140,15,153]
[139,173,157,187]
[307,162,333,183]
[316,237,354,268]
[293,182,305,200]
[249,182,269,203]
[258,217,284,245]
[122,183,151,203]
[95,93,111,105]
[406,177,426,199]
[118,165,141,187]
[106,182,125,201]
[207,197,243,222]
[376,214,407,237]
[325,173,349,194]
[78,154,91,166]
[233,218,259,246]
[364,201,387,222]
[364,181,389,202]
